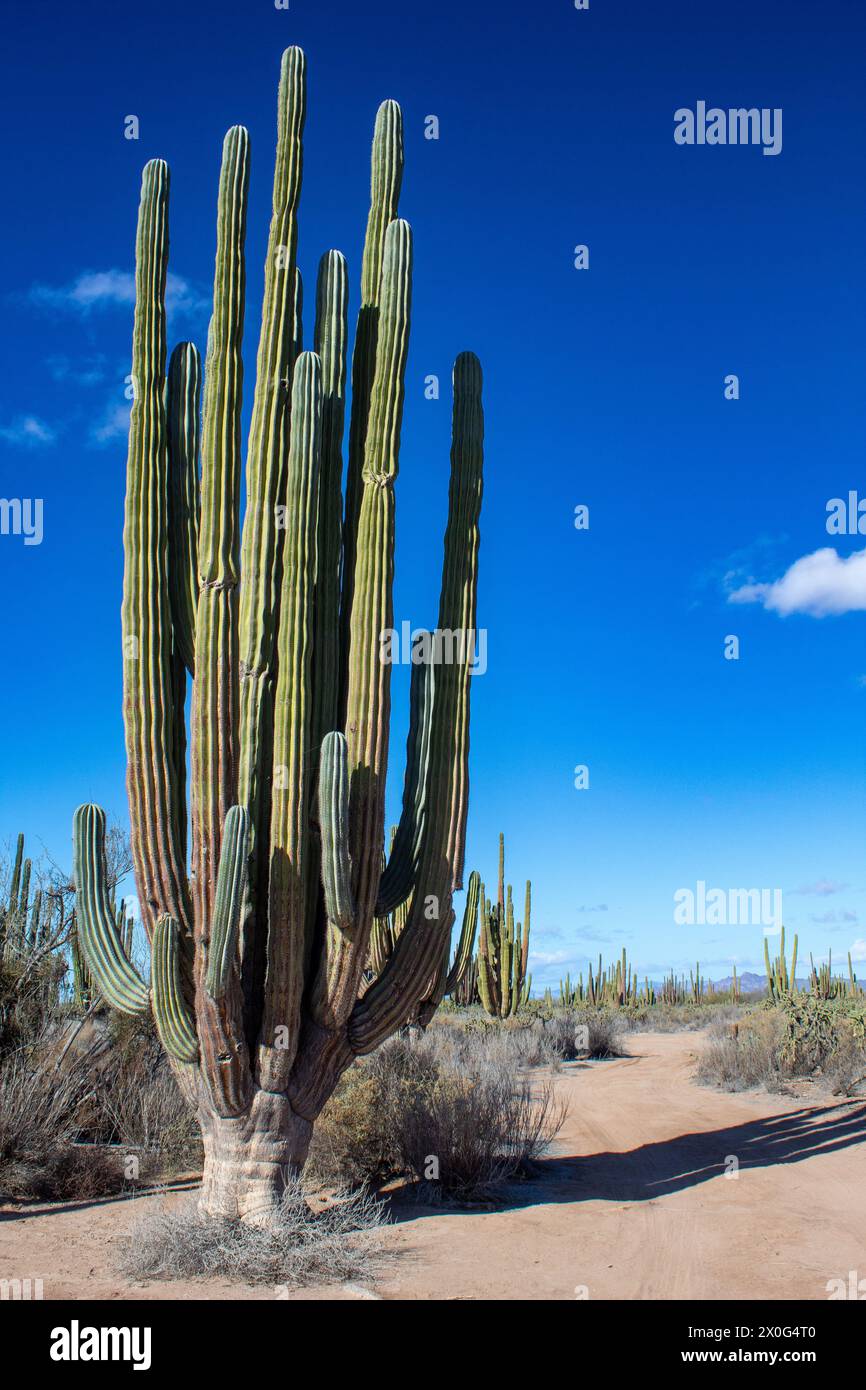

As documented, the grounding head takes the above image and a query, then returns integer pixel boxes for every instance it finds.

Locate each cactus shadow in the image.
[382,1101,866,1218]
[534,1101,866,1206]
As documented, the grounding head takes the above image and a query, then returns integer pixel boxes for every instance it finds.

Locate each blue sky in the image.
[1,0,865,990]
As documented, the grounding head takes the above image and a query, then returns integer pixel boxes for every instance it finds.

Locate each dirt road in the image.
[2,1030,864,1300]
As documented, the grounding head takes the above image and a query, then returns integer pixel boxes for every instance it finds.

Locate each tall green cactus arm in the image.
[374,655,435,916]
[8,832,24,912]
[237,48,306,944]
[73,804,149,1015]
[191,124,249,939]
[521,880,531,980]
[122,158,193,943]
[319,732,355,934]
[166,341,201,676]
[257,350,322,1089]
[18,859,31,919]
[204,805,249,999]
[497,832,505,910]
[348,352,484,1051]
[310,250,349,752]
[501,886,514,1016]
[310,217,413,1038]
[152,916,199,1061]
[340,99,404,702]
[444,870,480,994]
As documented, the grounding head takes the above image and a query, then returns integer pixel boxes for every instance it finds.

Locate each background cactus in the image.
[72,48,484,1225]
[476,834,532,1017]
[764,926,798,1000]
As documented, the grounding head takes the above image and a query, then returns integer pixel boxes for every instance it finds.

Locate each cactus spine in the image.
[73,50,483,1224]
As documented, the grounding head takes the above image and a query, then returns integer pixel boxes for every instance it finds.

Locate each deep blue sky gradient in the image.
[1,0,864,987]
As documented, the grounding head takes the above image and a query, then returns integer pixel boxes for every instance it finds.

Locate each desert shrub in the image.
[697,997,866,1095]
[570,1008,625,1059]
[396,1058,565,1199]
[306,1063,400,1189]
[0,1013,199,1199]
[777,994,866,1094]
[309,1029,565,1199]
[0,1041,131,1199]
[696,1010,786,1092]
[93,1017,200,1160]
[120,1182,388,1287]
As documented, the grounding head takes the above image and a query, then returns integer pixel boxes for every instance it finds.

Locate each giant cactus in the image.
[72,48,484,1225]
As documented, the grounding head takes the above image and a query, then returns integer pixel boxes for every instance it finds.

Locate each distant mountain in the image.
[711,972,810,994]
[713,972,766,994]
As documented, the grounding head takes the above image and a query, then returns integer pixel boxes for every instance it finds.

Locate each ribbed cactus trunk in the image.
[72,49,484,1224]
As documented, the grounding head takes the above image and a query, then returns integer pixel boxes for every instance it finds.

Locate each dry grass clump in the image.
[120,1182,388,1288]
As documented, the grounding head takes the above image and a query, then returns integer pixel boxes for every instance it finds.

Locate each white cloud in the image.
[809,910,858,925]
[849,939,866,963]
[47,353,107,386]
[91,402,131,446]
[728,546,866,617]
[0,414,57,447]
[793,879,848,897]
[27,269,208,320]
[529,949,578,969]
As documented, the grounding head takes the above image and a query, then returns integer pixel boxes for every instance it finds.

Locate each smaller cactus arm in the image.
[205,806,250,999]
[73,804,149,1015]
[444,870,480,995]
[166,340,201,676]
[319,733,355,935]
[374,656,435,917]
[152,916,199,1061]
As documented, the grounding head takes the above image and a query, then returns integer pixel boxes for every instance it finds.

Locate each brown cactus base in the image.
[197,1090,313,1226]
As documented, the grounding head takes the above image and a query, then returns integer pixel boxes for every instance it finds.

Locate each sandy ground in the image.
[2,1029,865,1301]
